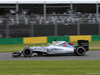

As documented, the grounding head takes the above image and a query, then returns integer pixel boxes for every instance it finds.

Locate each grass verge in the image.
[0,60,100,75]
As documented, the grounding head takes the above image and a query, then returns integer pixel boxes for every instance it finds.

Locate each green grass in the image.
[0,60,100,75]
[0,43,47,52]
[89,41,100,50]
[0,41,100,52]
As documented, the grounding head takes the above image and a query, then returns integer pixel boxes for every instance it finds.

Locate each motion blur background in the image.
[0,0,100,38]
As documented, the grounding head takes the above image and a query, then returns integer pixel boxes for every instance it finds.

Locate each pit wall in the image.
[0,35,100,44]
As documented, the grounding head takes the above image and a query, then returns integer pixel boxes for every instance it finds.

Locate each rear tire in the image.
[75,46,86,56]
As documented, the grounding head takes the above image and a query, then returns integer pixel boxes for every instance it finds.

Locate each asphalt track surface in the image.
[0,51,100,60]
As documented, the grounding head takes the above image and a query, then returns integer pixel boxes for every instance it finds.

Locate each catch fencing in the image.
[0,23,100,38]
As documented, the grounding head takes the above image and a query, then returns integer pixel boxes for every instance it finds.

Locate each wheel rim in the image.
[24,49,31,55]
[78,48,85,54]
[23,47,32,57]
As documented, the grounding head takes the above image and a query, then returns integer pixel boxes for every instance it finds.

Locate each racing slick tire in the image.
[74,46,86,56]
[23,47,32,57]
[12,52,21,57]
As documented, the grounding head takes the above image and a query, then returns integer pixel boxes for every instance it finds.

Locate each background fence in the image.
[0,23,100,38]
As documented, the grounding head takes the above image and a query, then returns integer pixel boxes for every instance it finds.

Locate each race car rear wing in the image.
[78,40,89,51]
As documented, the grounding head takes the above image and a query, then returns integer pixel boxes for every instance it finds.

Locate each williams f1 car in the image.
[12,40,89,57]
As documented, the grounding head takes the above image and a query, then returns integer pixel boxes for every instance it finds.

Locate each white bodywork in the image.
[29,41,75,55]
[46,45,74,54]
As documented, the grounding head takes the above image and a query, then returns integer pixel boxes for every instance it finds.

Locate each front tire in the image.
[23,47,32,57]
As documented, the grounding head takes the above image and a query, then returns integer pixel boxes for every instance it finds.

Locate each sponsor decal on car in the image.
[52,48,63,51]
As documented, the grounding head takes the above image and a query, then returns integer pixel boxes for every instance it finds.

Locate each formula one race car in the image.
[12,40,89,57]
